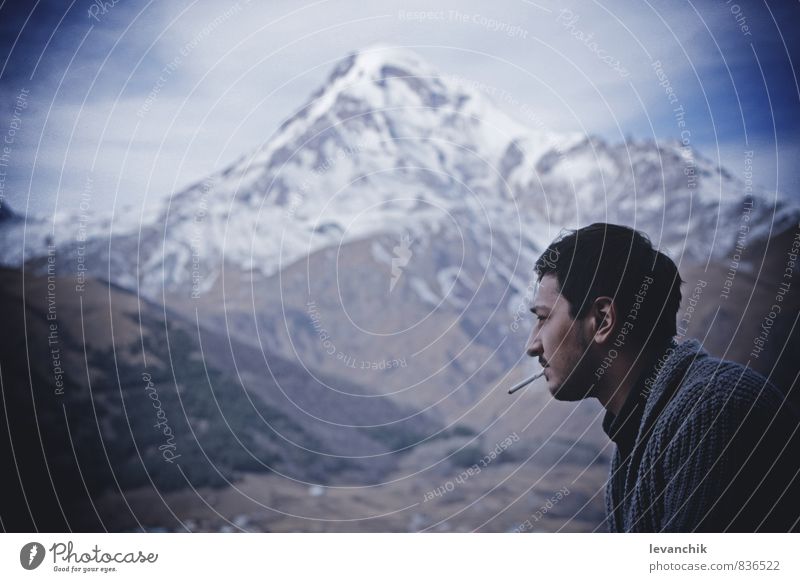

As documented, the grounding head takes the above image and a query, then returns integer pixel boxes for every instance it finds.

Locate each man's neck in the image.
[594,346,660,416]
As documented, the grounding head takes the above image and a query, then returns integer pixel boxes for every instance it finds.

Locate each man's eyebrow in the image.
[529,305,550,315]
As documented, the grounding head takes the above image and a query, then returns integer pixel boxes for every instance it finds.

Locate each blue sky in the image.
[0,0,798,218]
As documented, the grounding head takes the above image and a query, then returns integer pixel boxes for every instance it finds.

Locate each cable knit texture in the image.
[605,338,800,532]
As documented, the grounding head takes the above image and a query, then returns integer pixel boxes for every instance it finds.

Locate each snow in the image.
[370,241,393,266]
[410,277,440,306]
[2,46,796,300]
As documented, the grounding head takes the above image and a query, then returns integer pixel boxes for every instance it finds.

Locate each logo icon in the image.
[390,233,414,293]
[20,542,46,570]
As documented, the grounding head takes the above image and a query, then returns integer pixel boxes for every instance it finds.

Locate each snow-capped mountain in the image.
[4,45,798,533]
[3,45,797,306]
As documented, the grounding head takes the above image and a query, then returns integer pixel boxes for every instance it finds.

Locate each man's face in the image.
[525,274,595,401]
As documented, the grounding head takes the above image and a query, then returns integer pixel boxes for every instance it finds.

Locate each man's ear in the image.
[590,296,616,344]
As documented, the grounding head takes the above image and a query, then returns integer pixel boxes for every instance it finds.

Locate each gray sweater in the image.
[603,338,800,532]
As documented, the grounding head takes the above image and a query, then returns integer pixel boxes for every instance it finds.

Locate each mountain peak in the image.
[319,45,452,111]
[334,45,438,82]
[262,45,539,161]
[252,46,472,168]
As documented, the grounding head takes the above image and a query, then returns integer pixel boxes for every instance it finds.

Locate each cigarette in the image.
[507,369,546,394]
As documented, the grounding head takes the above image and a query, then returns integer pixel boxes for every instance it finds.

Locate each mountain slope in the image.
[0,266,444,530]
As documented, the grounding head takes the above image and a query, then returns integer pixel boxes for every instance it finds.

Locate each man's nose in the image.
[525,329,542,358]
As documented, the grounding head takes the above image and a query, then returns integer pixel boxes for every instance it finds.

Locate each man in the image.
[525,223,800,532]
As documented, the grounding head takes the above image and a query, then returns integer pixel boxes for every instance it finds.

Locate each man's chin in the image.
[548,381,589,402]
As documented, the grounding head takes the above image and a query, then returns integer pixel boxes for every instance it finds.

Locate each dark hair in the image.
[534,223,684,347]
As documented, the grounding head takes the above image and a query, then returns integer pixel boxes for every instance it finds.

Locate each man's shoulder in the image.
[654,349,791,437]
[682,355,784,410]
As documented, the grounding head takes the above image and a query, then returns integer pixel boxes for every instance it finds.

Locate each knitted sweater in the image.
[603,338,800,532]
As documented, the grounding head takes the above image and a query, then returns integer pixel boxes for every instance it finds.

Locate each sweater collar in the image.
[601,339,679,454]
[640,338,706,426]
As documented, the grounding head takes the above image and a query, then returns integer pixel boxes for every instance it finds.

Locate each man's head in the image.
[526,223,683,401]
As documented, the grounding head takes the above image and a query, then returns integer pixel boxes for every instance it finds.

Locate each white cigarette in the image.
[507,369,546,394]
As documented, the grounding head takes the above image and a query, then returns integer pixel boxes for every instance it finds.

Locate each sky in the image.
[0,0,798,218]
